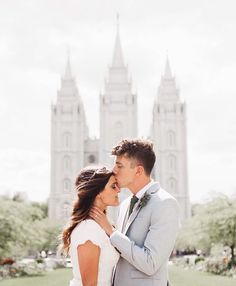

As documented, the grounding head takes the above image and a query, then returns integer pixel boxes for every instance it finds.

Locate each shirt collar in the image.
[135,179,155,200]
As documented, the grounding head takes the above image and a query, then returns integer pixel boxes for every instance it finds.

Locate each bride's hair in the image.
[61,166,113,255]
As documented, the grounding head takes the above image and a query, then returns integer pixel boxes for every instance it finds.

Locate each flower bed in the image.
[0,257,68,281]
[172,256,236,278]
[0,261,44,280]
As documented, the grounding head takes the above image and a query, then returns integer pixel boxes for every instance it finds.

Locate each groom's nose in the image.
[112,165,118,174]
[116,185,121,193]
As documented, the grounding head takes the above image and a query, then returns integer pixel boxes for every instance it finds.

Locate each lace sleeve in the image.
[71,219,106,248]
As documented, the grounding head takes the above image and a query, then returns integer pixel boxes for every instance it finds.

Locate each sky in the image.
[0,0,235,203]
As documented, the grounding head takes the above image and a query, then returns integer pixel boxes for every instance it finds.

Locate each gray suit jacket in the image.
[110,182,180,286]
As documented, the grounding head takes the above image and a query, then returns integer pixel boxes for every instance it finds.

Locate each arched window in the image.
[167,131,176,147]
[168,177,177,194]
[63,155,71,171]
[63,178,71,192]
[63,132,71,148]
[88,154,96,164]
[62,202,71,218]
[168,155,176,170]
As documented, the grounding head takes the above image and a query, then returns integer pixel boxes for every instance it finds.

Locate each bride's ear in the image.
[96,193,104,201]
[96,193,101,200]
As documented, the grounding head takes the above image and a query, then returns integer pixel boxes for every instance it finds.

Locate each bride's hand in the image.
[90,207,115,236]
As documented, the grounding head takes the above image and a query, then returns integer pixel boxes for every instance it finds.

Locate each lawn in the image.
[0,268,72,286]
[0,265,235,286]
[169,265,235,286]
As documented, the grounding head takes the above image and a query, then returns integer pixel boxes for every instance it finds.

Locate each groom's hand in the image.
[90,207,115,237]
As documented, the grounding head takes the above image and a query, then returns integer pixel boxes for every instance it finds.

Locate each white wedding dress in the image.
[69,219,119,286]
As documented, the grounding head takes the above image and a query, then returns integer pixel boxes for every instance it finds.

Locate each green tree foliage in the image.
[176,195,236,262]
[31,201,48,218]
[206,196,236,262]
[0,197,61,260]
[176,203,212,254]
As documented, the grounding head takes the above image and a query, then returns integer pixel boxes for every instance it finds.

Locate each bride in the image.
[61,166,120,286]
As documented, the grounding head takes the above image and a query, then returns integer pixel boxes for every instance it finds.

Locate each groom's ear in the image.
[136,165,144,176]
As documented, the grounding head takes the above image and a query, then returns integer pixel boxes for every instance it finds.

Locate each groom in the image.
[94,139,180,286]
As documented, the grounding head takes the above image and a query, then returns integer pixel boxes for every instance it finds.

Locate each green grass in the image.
[0,268,72,286]
[169,265,235,286]
[0,266,235,286]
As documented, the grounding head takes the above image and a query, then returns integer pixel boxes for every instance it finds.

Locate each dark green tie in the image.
[129,195,139,217]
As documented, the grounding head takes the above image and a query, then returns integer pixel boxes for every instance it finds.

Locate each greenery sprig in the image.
[138,192,151,209]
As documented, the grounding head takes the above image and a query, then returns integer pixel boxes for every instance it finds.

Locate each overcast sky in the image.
[0,0,235,203]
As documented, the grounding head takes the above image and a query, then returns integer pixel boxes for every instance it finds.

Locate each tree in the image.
[176,195,236,263]
[0,197,61,260]
[31,201,48,219]
[206,196,236,263]
[176,204,212,254]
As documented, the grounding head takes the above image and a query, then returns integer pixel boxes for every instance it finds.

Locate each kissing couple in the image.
[61,138,180,286]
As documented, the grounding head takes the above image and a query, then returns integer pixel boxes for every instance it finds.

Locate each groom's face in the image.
[113,155,137,189]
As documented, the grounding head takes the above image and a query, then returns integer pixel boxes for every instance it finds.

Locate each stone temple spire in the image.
[164,55,172,78]
[58,49,78,98]
[112,14,125,68]
[64,48,73,80]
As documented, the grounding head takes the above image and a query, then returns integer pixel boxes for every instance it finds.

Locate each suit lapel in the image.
[123,182,160,235]
[123,202,142,234]
[121,206,129,233]
[118,199,130,232]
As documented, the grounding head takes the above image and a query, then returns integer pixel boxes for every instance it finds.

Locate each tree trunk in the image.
[230,244,235,261]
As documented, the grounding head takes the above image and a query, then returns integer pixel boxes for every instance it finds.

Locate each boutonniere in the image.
[138,192,151,209]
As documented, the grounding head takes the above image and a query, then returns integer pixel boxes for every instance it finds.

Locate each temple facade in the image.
[49,23,190,222]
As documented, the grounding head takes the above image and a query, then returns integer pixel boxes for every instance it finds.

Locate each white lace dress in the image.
[69,219,119,286]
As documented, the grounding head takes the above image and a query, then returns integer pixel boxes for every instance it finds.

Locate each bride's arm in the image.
[77,240,100,286]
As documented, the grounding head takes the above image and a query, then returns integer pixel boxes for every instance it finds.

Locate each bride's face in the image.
[99,175,120,207]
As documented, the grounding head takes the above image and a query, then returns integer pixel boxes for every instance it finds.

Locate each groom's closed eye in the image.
[116,163,123,168]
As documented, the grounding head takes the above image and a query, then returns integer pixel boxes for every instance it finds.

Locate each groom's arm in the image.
[110,198,180,275]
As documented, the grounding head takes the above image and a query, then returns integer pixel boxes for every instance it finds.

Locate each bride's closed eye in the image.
[111,183,118,190]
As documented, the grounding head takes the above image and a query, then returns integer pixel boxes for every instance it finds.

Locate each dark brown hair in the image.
[112,139,156,175]
[61,166,113,255]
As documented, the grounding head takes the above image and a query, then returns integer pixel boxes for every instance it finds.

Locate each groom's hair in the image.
[111,139,156,175]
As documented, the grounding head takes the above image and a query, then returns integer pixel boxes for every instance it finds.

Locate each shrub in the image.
[0,260,45,280]
[195,256,205,264]
[205,257,228,275]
